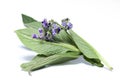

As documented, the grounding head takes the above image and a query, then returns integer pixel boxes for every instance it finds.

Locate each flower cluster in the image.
[32,18,73,41]
[62,18,73,30]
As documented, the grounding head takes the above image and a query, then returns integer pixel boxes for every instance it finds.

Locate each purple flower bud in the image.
[67,22,73,30]
[52,27,61,36]
[42,19,48,28]
[51,23,61,36]
[52,24,57,29]
[62,21,67,27]
[38,28,43,33]
[32,34,38,38]
[61,18,73,30]
[38,28,44,39]
[52,29,57,36]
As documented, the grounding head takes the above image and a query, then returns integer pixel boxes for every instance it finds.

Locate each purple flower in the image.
[67,22,73,30]
[52,29,56,36]
[42,19,48,28]
[32,34,38,38]
[61,19,73,30]
[62,21,67,27]
[38,28,43,33]
[52,24,61,36]
[38,28,44,39]
[52,24,57,28]
[52,27,61,36]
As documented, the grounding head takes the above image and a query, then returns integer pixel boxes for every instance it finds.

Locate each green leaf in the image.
[69,30,113,70]
[21,52,80,71]
[15,28,79,56]
[21,55,47,71]
[22,14,37,24]
[83,56,103,67]
[69,30,99,59]
[54,30,76,46]
[24,22,43,30]
[22,14,43,30]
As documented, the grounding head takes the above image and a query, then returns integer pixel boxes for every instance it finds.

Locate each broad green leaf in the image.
[21,55,47,71]
[22,14,37,24]
[21,52,80,71]
[69,30,113,70]
[69,30,99,59]
[22,14,43,30]
[24,22,43,30]
[15,28,79,56]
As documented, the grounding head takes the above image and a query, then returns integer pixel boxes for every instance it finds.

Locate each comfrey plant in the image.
[15,14,113,73]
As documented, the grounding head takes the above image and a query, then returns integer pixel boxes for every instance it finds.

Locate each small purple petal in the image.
[52,24,57,28]
[32,34,38,38]
[52,27,61,36]
[42,19,47,23]
[38,28,44,39]
[52,29,56,36]
[42,19,48,28]
[38,28,43,33]
[62,21,67,27]
[67,22,73,30]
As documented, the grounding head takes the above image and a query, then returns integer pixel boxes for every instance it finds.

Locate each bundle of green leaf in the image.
[15,14,113,72]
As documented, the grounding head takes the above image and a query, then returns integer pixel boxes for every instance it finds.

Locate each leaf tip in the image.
[21,13,28,17]
[21,14,37,24]
[14,30,19,34]
[109,67,113,71]
[21,13,24,16]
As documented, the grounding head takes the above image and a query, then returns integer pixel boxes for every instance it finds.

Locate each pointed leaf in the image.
[24,22,43,30]
[69,30,99,59]
[21,52,80,71]
[22,14,37,24]
[69,30,113,70]
[15,28,79,56]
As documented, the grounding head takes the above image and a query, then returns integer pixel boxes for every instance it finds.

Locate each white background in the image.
[0,0,120,80]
